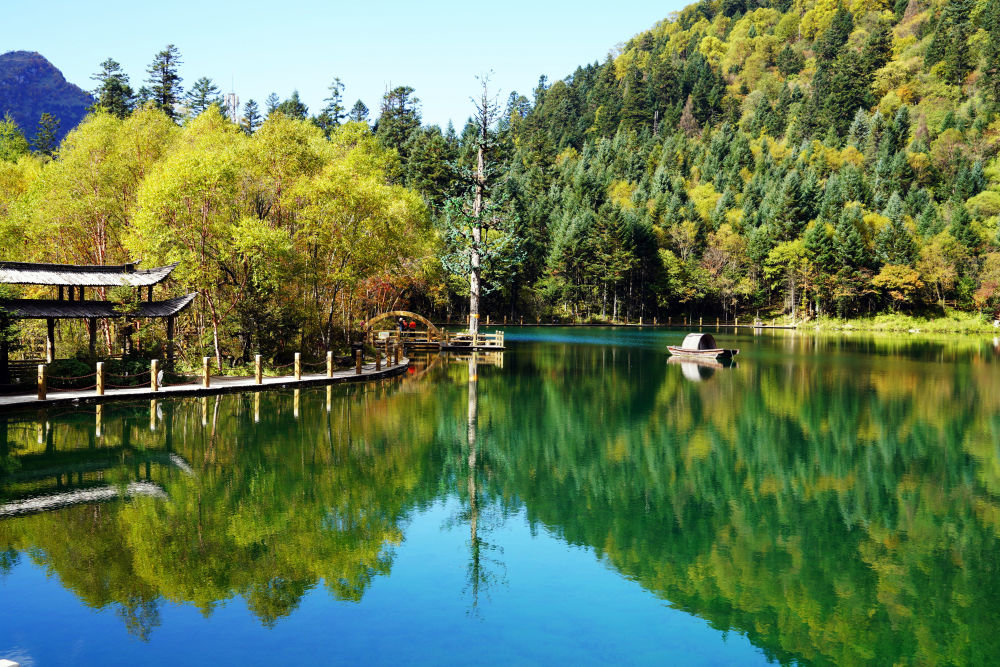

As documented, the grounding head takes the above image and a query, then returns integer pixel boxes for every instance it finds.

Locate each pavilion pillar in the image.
[0,335,9,384]
[148,285,153,302]
[57,286,63,301]
[166,317,175,365]
[87,319,96,356]
[46,318,54,363]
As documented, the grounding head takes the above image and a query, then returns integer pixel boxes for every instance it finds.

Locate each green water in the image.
[2,327,1000,665]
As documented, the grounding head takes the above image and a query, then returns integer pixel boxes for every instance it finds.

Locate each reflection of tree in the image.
[459,351,506,612]
[0,385,445,636]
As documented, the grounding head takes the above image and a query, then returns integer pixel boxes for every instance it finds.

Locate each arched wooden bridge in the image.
[365,311,505,351]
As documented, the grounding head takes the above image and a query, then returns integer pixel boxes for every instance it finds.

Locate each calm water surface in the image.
[2,327,1000,665]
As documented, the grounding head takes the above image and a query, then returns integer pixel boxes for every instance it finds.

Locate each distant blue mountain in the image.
[0,50,92,144]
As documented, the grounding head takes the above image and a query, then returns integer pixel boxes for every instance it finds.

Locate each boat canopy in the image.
[680,333,718,350]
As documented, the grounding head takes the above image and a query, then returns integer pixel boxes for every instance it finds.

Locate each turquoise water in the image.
[2,327,1000,665]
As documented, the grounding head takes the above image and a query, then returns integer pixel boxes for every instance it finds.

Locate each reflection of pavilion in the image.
[0,410,191,518]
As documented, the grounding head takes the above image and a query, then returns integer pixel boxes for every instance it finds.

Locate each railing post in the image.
[472,332,478,348]
[326,350,333,377]
[355,349,362,375]
[735,317,739,328]
[37,364,46,400]
[699,317,703,326]
[151,359,159,392]
[202,357,210,388]
[375,349,381,371]
[255,354,262,384]
[96,362,104,395]
[294,352,301,380]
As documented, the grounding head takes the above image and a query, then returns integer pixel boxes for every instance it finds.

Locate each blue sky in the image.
[2,0,687,129]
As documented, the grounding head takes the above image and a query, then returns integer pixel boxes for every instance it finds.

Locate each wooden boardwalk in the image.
[0,358,409,413]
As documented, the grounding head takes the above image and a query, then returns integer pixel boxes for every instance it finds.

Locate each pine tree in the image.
[145,44,184,121]
[0,114,30,162]
[805,219,837,269]
[835,205,868,268]
[185,77,222,116]
[824,51,870,135]
[274,91,308,120]
[376,86,421,157]
[949,204,978,251]
[32,113,60,157]
[265,93,280,116]
[242,99,262,134]
[348,100,370,123]
[875,193,916,265]
[942,0,975,86]
[985,1,1000,104]
[90,58,134,118]
[776,45,804,76]
[314,77,347,136]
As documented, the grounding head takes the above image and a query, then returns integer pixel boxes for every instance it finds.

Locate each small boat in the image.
[667,333,739,360]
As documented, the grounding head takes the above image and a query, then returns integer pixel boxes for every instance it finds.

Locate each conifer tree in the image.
[242,99,262,134]
[265,93,280,116]
[348,100,370,123]
[185,77,222,116]
[0,114,30,162]
[274,91,308,120]
[145,44,184,121]
[376,86,421,157]
[90,58,135,118]
[32,113,60,157]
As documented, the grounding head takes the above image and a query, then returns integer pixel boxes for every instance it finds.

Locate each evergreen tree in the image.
[32,113,59,157]
[949,204,978,251]
[185,77,222,116]
[376,86,421,157]
[776,45,804,77]
[941,0,975,85]
[265,93,280,116]
[985,1,1000,104]
[90,58,135,118]
[875,193,916,265]
[314,77,347,136]
[0,114,30,162]
[274,91,309,120]
[805,220,836,270]
[145,44,184,121]
[824,51,870,135]
[348,100,370,123]
[242,99,262,134]
[835,205,868,268]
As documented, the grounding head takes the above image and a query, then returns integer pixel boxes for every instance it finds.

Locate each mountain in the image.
[0,50,92,144]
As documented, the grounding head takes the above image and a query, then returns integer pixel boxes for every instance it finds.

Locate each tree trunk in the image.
[470,143,484,336]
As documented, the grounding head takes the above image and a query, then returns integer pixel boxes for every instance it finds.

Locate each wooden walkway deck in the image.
[0,358,409,413]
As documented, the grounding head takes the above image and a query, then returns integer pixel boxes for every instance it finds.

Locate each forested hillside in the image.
[393,0,1000,323]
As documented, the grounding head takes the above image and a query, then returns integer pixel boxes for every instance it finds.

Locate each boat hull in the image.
[667,346,739,360]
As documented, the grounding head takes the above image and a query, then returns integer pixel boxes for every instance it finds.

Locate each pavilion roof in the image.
[0,293,196,319]
[0,261,179,287]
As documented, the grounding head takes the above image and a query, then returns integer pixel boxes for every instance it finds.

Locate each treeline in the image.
[0,104,426,366]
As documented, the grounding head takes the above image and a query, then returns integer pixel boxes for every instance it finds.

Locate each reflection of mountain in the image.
[2,334,1000,662]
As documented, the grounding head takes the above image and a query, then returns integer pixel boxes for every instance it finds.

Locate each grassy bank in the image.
[798,311,998,335]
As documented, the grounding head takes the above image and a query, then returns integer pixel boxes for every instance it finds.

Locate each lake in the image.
[2,327,1000,665]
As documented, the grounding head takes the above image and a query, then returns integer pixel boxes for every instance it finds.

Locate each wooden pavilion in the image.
[0,261,195,378]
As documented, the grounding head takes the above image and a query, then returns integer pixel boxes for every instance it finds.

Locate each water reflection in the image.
[1,331,1000,664]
